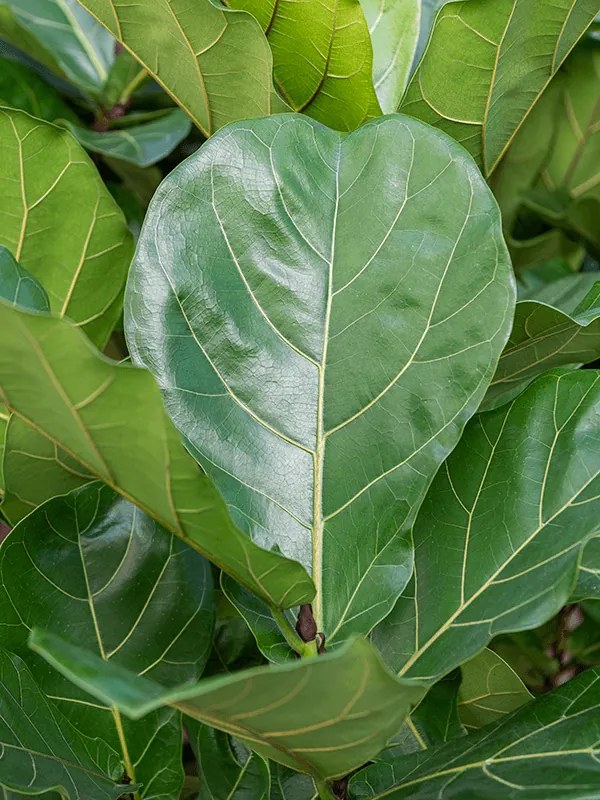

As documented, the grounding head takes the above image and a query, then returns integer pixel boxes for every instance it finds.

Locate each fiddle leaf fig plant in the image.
[0,2,599,799]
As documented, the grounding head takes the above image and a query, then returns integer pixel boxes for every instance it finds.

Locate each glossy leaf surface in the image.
[32,632,425,781]
[125,113,514,643]
[0,301,314,609]
[0,108,133,346]
[400,0,598,175]
[375,370,600,682]
[0,483,214,797]
[73,0,279,136]
[349,666,600,799]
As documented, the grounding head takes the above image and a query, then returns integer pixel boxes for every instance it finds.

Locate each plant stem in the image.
[315,778,336,799]
[271,607,319,658]
[118,68,148,105]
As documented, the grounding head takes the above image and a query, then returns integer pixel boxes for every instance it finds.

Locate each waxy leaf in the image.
[0,483,214,797]
[0,108,133,347]
[573,534,600,600]
[125,113,515,644]
[457,648,532,730]
[0,301,314,609]
[349,666,600,799]
[0,649,123,798]
[0,56,76,122]
[72,0,280,136]
[32,632,425,782]
[227,0,381,129]
[484,283,600,410]
[0,0,115,95]
[375,370,600,683]
[400,0,599,175]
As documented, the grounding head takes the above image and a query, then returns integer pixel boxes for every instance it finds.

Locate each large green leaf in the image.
[0,56,77,122]
[400,0,598,175]
[483,282,600,410]
[0,301,314,609]
[0,108,133,347]
[457,648,532,730]
[32,631,425,782]
[125,113,515,646]
[0,648,123,798]
[72,0,281,136]
[0,0,115,95]
[227,0,381,129]
[0,483,213,797]
[359,0,420,113]
[374,370,600,683]
[349,665,600,799]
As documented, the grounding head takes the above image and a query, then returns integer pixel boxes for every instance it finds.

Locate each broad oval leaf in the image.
[31,631,425,782]
[349,665,600,799]
[72,0,280,136]
[0,301,314,609]
[125,113,515,644]
[0,108,133,347]
[400,0,599,175]
[0,483,214,797]
[375,370,600,683]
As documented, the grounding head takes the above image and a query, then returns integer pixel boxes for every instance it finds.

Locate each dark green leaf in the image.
[31,631,425,781]
[517,262,600,310]
[573,535,600,600]
[349,666,600,799]
[375,370,600,683]
[0,56,76,122]
[125,112,514,646]
[0,301,314,609]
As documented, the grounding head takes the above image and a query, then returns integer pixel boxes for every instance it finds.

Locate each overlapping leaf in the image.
[349,666,600,799]
[573,534,600,600]
[0,483,214,797]
[32,632,425,782]
[0,108,133,346]
[374,370,600,683]
[0,301,314,608]
[125,113,514,646]
[0,56,76,122]
[72,0,281,136]
[400,0,598,175]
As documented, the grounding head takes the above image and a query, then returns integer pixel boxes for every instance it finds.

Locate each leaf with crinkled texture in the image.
[125,112,515,647]
[0,649,123,798]
[349,666,600,799]
[0,483,214,797]
[458,648,532,730]
[483,282,600,410]
[0,56,77,122]
[374,370,600,683]
[72,0,281,136]
[32,631,425,782]
[573,534,600,600]
[0,108,133,347]
[227,0,381,129]
[0,301,314,609]
[400,0,598,175]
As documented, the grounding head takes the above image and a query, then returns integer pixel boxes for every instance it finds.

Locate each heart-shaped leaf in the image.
[375,370,600,683]
[32,631,425,782]
[0,301,314,609]
[125,113,515,645]
[349,665,600,799]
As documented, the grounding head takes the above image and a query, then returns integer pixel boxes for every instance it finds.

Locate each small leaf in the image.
[375,370,600,683]
[518,261,599,310]
[457,648,532,730]
[349,665,600,799]
[31,631,425,781]
[0,300,314,609]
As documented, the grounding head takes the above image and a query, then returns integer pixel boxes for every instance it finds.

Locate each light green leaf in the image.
[227,0,381,129]
[65,109,192,167]
[125,113,515,647]
[0,648,123,798]
[573,534,600,600]
[457,648,532,730]
[0,300,314,609]
[374,370,600,683]
[0,483,214,797]
[0,56,77,122]
[360,0,420,113]
[72,0,280,137]
[483,283,600,410]
[400,0,598,175]
[0,108,134,347]
[349,666,600,799]
[0,0,115,95]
